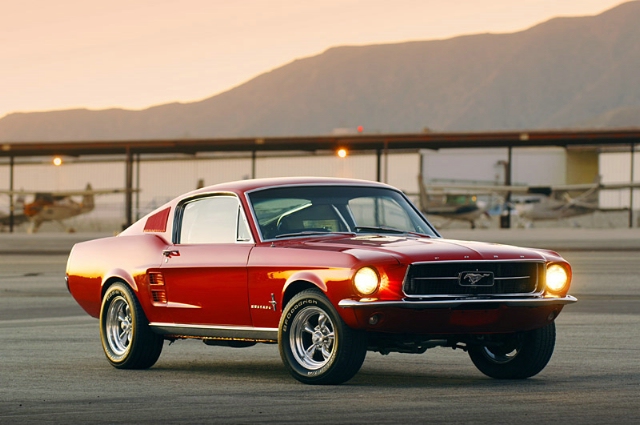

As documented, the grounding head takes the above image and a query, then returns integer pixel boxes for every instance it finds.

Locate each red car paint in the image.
[66,177,576,383]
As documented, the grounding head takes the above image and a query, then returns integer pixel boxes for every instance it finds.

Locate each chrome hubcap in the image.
[106,296,132,356]
[481,339,522,364]
[290,306,335,370]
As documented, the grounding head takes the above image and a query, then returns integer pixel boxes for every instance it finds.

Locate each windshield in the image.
[247,185,438,240]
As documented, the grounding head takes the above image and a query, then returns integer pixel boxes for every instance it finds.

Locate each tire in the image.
[468,322,556,379]
[279,289,367,385]
[100,282,164,369]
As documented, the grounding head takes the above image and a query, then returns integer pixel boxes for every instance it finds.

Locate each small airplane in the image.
[416,175,493,229]
[419,180,640,227]
[0,184,132,233]
[0,195,29,229]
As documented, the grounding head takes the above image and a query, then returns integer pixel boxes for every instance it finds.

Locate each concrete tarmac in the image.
[0,229,639,424]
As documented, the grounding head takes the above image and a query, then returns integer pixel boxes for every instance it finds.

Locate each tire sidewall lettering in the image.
[305,346,337,377]
[282,298,318,333]
[281,297,336,376]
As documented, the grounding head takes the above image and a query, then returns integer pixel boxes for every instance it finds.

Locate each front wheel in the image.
[100,282,164,369]
[468,322,556,379]
[279,289,367,385]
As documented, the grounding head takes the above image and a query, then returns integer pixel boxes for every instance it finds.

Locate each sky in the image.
[0,0,630,119]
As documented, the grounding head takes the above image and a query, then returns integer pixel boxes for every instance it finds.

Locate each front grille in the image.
[403,261,543,296]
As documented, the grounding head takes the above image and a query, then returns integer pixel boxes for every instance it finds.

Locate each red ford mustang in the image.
[66,177,576,384]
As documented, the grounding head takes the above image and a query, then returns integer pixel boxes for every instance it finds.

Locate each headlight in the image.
[546,264,569,293]
[354,267,380,295]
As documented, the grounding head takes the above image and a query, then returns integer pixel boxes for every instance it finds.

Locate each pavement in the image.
[1,229,639,423]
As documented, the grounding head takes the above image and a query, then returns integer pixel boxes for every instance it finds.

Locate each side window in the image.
[179,196,249,244]
[237,207,252,242]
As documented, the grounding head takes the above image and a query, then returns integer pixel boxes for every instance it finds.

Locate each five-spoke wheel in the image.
[279,289,367,385]
[100,282,164,369]
[289,306,336,370]
[104,295,133,357]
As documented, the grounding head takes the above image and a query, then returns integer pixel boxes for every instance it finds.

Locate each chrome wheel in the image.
[479,338,522,364]
[100,282,164,369]
[279,289,367,384]
[289,306,336,370]
[105,295,132,357]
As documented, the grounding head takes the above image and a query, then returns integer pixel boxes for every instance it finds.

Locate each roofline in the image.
[186,176,393,196]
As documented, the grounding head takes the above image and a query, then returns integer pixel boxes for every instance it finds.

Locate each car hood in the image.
[287,234,551,264]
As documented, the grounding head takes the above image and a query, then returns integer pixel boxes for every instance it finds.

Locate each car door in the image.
[159,194,254,326]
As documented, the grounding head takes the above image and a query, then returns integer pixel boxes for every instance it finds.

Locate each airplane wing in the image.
[422,181,640,194]
[0,188,136,197]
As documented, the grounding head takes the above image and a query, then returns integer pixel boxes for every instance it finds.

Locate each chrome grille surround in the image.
[402,260,545,298]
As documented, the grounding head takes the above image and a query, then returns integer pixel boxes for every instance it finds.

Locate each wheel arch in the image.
[281,279,323,313]
[101,269,138,300]
[280,270,366,329]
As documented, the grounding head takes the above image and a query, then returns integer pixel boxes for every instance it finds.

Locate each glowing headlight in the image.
[546,264,569,293]
[354,267,380,295]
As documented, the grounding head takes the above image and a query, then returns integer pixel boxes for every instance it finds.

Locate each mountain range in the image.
[1,1,639,142]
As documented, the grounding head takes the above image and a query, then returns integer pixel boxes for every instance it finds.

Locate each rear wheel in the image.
[100,282,164,369]
[468,322,556,379]
[279,289,367,385]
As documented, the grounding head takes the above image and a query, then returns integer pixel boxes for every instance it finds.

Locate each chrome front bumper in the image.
[338,295,578,310]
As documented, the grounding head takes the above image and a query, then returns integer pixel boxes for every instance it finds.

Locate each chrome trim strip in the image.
[413,277,458,280]
[338,295,577,309]
[149,322,278,341]
[412,276,529,280]
[403,290,544,299]
[407,259,547,265]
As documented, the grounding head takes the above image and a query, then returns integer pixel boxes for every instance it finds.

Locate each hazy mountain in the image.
[1,1,639,142]
[579,106,640,128]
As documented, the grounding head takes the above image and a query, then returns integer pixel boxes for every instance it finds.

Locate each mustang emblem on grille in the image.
[459,271,494,286]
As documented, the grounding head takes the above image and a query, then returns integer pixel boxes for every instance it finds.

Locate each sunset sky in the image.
[1,0,629,119]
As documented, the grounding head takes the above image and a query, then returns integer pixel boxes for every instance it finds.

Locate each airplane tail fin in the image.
[417,174,430,212]
[81,183,95,213]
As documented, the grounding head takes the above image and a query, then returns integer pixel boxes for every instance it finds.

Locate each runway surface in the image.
[0,229,638,424]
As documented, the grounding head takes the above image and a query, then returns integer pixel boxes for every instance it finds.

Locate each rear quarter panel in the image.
[66,234,168,318]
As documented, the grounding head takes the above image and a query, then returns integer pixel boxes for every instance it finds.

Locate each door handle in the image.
[162,249,180,258]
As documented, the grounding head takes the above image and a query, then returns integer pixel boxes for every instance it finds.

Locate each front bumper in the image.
[338,295,577,309]
[338,295,577,334]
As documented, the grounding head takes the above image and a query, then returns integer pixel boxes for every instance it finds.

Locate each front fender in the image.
[282,271,329,294]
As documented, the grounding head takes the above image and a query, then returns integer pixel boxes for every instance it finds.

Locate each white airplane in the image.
[420,180,640,227]
[416,175,493,229]
[0,184,132,233]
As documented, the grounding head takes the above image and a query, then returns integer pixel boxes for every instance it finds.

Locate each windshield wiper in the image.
[354,226,431,238]
[275,231,355,239]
